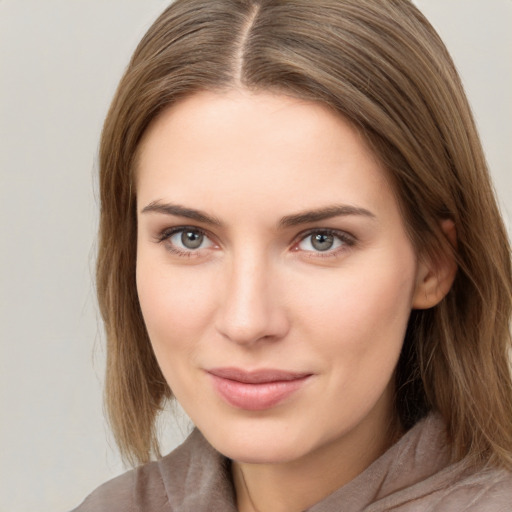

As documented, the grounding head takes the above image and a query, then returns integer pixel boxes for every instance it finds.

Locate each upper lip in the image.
[207,367,312,384]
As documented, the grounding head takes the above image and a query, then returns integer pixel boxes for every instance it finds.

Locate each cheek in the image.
[135,256,218,357]
[136,257,225,415]
[292,250,417,371]
[136,258,219,413]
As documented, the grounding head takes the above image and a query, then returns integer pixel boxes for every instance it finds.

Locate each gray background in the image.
[0,1,510,511]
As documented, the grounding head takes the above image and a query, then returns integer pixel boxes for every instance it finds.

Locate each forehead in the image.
[135,89,394,222]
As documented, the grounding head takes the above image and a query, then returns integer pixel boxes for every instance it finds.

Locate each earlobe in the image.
[412,219,458,310]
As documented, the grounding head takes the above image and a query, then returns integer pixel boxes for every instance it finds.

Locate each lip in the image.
[207,367,312,411]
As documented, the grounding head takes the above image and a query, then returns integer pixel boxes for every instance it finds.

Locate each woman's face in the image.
[136,90,426,464]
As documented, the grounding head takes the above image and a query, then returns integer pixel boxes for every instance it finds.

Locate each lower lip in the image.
[209,374,310,411]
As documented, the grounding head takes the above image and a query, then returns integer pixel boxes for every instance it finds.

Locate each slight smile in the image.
[207,368,313,411]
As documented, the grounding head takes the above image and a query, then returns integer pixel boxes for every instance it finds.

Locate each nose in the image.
[215,251,289,346]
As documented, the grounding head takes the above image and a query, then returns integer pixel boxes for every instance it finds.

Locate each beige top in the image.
[71,414,512,511]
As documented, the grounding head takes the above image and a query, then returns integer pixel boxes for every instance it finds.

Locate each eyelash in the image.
[155,226,356,258]
[156,226,214,258]
[293,228,356,258]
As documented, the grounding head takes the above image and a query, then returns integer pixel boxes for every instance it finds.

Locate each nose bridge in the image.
[216,245,287,345]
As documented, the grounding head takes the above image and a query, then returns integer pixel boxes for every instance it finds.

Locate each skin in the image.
[135,89,454,512]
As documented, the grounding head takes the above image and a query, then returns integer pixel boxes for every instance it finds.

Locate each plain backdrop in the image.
[0,1,510,511]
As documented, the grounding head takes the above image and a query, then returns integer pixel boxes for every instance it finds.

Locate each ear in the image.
[412,219,457,310]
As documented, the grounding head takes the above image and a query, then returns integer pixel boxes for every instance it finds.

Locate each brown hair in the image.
[97,0,512,467]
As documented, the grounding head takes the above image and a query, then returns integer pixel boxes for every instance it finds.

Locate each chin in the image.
[217,440,306,465]
[197,418,316,464]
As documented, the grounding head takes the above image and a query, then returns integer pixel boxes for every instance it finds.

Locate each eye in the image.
[158,226,215,255]
[172,229,208,249]
[296,230,354,254]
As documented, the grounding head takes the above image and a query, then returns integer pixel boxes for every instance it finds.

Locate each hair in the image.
[96,0,512,468]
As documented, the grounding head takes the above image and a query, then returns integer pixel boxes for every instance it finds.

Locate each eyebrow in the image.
[140,201,223,226]
[140,201,375,227]
[278,205,376,227]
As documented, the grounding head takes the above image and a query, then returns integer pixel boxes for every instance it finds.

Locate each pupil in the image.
[311,233,334,251]
[181,230,203,249]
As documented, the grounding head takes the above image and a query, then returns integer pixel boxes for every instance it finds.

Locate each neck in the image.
[232,396,401,512]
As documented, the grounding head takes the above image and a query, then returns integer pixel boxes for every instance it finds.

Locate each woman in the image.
[73,0,512,510]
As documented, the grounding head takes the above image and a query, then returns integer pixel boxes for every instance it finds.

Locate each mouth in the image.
[206,367,312,411]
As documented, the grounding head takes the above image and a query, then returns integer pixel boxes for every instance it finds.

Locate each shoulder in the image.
[70,467,138,512]
[366,415,512,511]
[431,465,512,512]
[70,456,171,512]
[70,429,222,512]
[384,464,512,512]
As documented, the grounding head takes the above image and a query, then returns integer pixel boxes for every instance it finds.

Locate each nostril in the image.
[216,319,273,346]
[215,299,289,346]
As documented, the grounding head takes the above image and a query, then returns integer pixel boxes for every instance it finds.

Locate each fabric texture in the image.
[71,414,512,511]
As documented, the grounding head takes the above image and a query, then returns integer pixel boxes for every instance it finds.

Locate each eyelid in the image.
[156,225,210,242]
[155,225,218,257]
[153,225,356,258]
[292,228,356,254]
